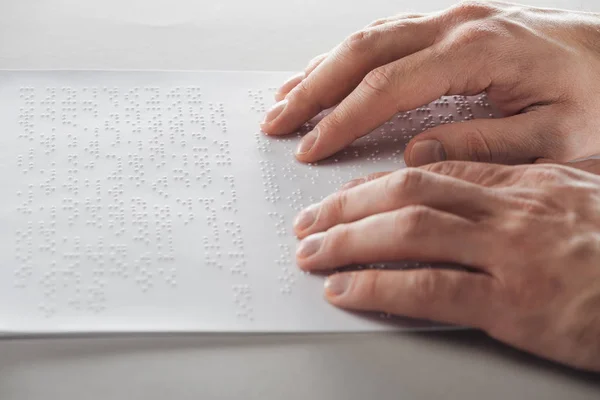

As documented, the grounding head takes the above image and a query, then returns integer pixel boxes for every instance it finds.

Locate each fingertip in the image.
[295,128,320,162]
[324,273,355,300]
[274,91,286,102]
[260,99,290,135]
[406,139,447,167]
[259,122,272,135]
[294,151,316,164]
[293,204,320,239]
[273,72,305,103]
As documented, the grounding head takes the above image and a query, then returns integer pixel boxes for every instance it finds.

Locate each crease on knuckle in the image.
[423,160,464,177]
[362,66,396,100]
[326,223,352,259]
[478,165,517,186]
[355,270,387,306]
[288,77,312,103]
[320,106,355,136]
[326,190,350,221]
[289,77,330,111]
[463,126,496,162]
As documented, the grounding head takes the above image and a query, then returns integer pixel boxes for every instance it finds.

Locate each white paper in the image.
[0,71,498,334]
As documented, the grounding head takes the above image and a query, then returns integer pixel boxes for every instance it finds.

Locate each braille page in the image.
[0,71,498,334]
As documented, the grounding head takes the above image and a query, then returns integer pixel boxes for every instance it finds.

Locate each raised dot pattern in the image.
[2,72,496,329]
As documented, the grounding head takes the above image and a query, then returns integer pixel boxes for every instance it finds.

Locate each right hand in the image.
[261,1,600,167]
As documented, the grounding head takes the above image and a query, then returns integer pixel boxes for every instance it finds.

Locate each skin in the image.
[294,159,600,372]
[262,2,600,372]
[261,1,600,166]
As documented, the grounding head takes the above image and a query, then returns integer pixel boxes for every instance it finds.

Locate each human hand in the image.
[262,1,600,167]
[293,160,600,372]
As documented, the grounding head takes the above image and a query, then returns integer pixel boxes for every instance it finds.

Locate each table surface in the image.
[0,1,599,399]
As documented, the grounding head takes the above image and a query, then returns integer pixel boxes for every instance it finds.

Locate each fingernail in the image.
[340,178,365,191]
[410,140,446,166]
[262,99,288,125]
[296,233,325,259]
[296,128,319,155]
[294,203,320,231]
[325,274,354,297]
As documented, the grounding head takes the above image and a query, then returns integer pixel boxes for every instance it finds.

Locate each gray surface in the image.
[0,0,599,398]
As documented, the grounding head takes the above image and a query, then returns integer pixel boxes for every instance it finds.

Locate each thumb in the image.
[405,112,557,167]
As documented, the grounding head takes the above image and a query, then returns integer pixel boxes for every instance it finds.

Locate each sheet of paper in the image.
[0,71,498,334]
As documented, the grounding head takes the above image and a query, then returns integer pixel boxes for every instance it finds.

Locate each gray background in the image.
[0,0,599,398]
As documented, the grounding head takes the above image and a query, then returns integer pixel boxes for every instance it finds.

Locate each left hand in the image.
[293,160,600,372]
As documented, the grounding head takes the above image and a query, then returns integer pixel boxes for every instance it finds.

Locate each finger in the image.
[324,268,496,329]
[364,13,426,28]
[339,171,392,191]
[296,206,491,272]
[535,157,600,176]
[339,162,524,193]
[304,52,329,76]
[274,72,305,102]
[405,110,560,166]
[420,161,521,188]
[274,53,329,102]
[295,168,500,238]
[261,17,439,136]
[292,38,489,163]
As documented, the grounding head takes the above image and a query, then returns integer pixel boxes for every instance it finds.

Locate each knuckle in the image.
[320,108,349,132]
[479,165,518,186]
[344,29,378,54]
[408,271,442,303]
[327,190,350,219]
[515,198,551,216]
[454,21,503,46]
[362,66,395,98]
[462,126,498,162]
[356,270,387,304]
[423,160,464,177]
[449,1,498,19]
[384,168,424,198]
[366,18,389,28]
[524,165,566,185]
[569,234,600,263]
[304,53,328,74]
[395,205,431,237]
[501,273,561,313]
[288,77,312,102]
[326,224,352,256]
[539,121,572,161]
